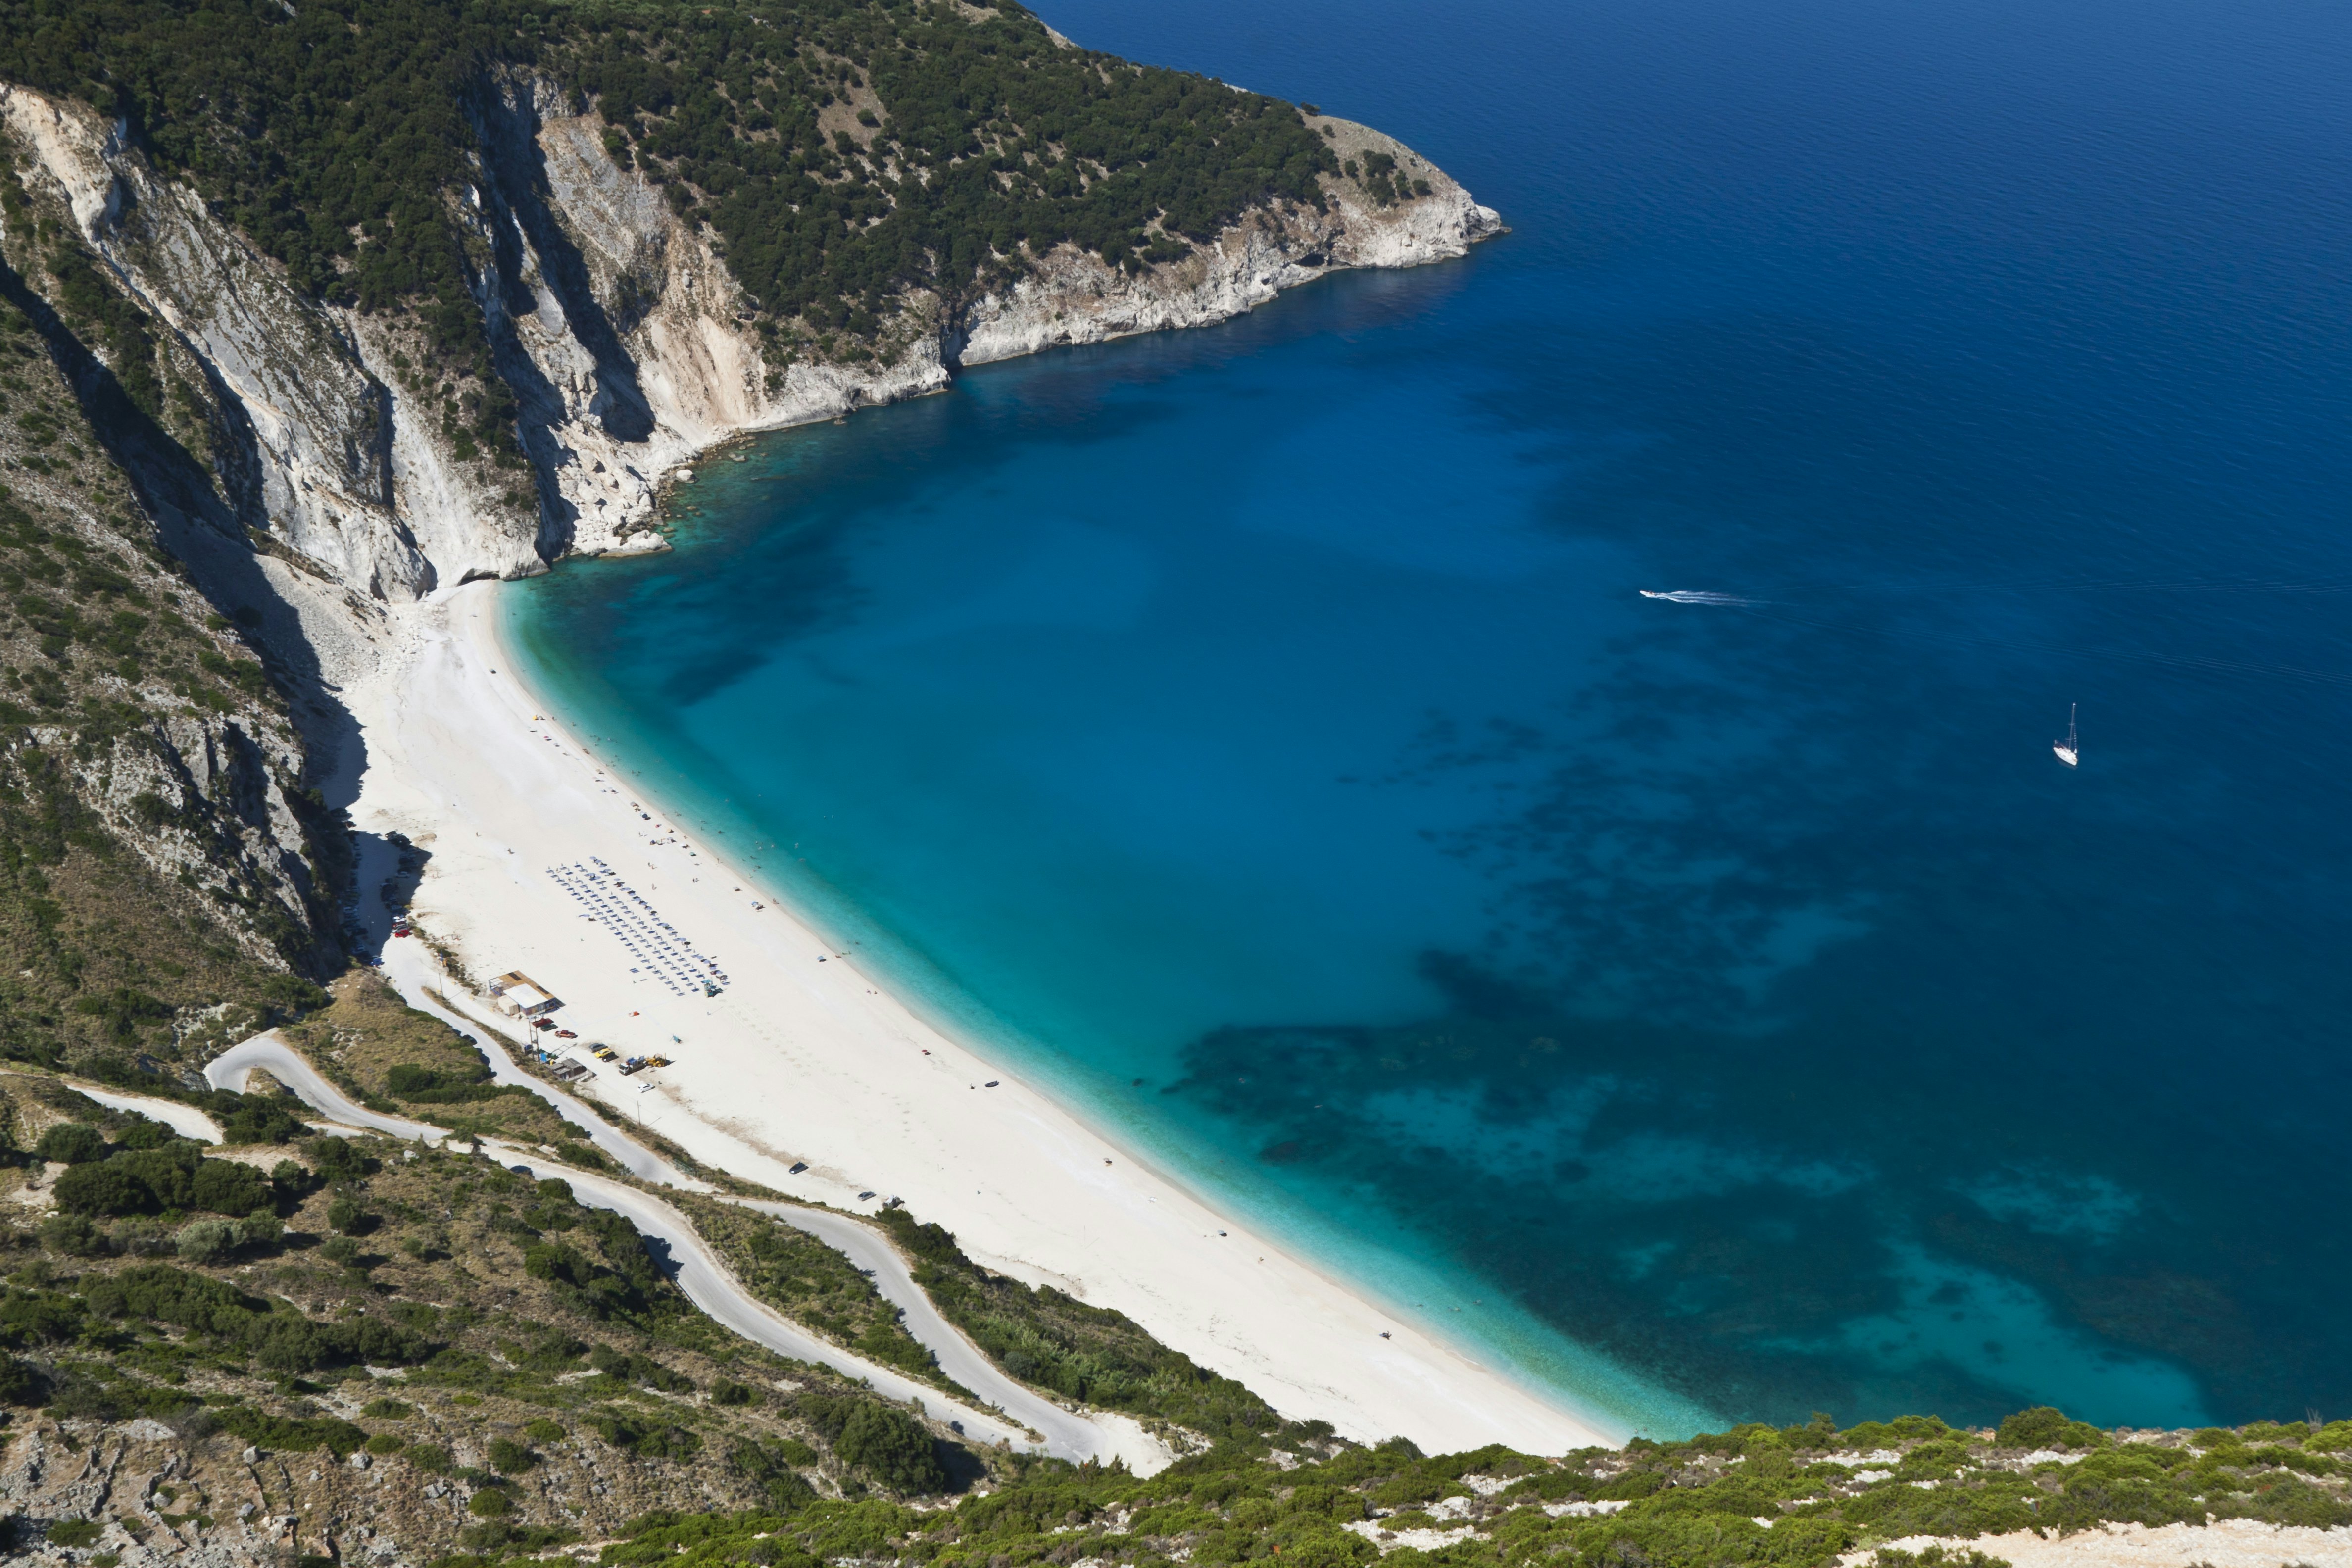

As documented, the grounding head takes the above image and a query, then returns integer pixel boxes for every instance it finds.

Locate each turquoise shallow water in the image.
[509,0,2352,1437]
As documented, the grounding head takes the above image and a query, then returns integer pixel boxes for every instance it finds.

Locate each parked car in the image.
[554,1029,577,1038]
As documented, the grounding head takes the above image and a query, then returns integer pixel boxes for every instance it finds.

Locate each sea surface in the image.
[507,0,2352,1437]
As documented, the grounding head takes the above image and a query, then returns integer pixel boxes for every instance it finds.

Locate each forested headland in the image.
[0,0,1338,372]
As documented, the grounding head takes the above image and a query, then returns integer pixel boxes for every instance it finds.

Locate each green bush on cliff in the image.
[0,0,1334,369]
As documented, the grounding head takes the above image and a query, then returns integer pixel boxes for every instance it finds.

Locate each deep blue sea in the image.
[508,0,2352,1438]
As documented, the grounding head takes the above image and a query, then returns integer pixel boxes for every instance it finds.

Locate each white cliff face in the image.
[0,87,429,603]
[956,117,1505,367]
[0,82,1497,686]
[503,82,952,563]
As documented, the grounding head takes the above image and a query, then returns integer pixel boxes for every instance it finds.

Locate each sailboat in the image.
[2053,704,2079,768]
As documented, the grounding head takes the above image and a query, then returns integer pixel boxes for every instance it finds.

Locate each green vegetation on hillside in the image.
[0,1129,996,1558]
[870,1203,1281,1444]
[491,1409,2352,1568]
[0,0,1334,375]
[572,0,1333,334]
[0,293,344,1078]
[278,969,610,1156]
[685,1197,958,1396]
[3,1076,2344,1568]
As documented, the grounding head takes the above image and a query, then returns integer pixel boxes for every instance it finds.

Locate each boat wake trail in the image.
[1639,589,1765,606]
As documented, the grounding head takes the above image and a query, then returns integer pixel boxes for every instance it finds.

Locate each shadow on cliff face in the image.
[341,829,432,962]
[0,255,355,979]
[473,76,660,564]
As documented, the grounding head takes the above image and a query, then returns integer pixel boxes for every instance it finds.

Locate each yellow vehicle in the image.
[591,1046,619,1061]
[644,1055,672,1069]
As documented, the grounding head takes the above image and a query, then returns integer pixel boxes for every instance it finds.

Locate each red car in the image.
[554,1029,578,1039]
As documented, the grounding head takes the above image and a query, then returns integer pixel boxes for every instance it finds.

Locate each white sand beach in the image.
[341,582,1617,1457]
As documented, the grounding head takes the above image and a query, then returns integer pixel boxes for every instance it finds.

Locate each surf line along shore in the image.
[342,580,1617,1455]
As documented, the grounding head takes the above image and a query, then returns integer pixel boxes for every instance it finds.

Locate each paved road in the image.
[204,1028,1127,1462]
[380,940,687,1185]
[736,1199,1112,1463]
[483,1152,1037,1450]
[71,1086,225,1144]
[207,1033,445,1143]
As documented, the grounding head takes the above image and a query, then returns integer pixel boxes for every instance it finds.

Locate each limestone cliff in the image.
[955,115,1503,366]
[0,79,1496,698]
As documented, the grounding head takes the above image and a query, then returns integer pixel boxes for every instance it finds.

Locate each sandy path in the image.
[336,582,1616,1453]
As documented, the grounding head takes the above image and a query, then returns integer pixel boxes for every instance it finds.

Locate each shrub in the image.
[301,1136,370,1181]
[467,1488,513,1517]
[589,1411,702,1463]
[216,1095,308,1145]
[35,1123,107,1164]
[1997,1407,2107,1451]
[523,1418,566,1444]
[362,1398,416,1420]
[365,1434,407,1456]
[175,1217,242,1264]
[588,1344,694,1392]
[0,1355,49,1405]
[53,1147,274,1218]
[1875,1549,2011,1568]
[727,1438,819,1512]
[211,1405,367,1458]
[383,1062,505,1103]
[827,1400,947,1494]
[460,1522,578,1555]
[53,1159,150,1216]
[190,1159,269,1215]
[48,1519,101,1548]
[107,1111,177,1150]
[239,1211,284,1248]
[326,1197,372,1234]
[710,1378,758,1407]
[39,1213,109,1257]
[488,1438,538,1474]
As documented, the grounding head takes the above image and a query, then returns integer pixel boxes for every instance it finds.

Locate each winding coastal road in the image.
[199,1021,1136,1465]
[383,939,689,1184]
[732,1198,1116,1464]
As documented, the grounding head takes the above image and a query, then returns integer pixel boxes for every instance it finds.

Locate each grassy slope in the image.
[0,1116,993,1559]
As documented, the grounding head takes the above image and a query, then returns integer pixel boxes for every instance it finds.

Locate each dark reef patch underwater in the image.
[511,0,2352,1435]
